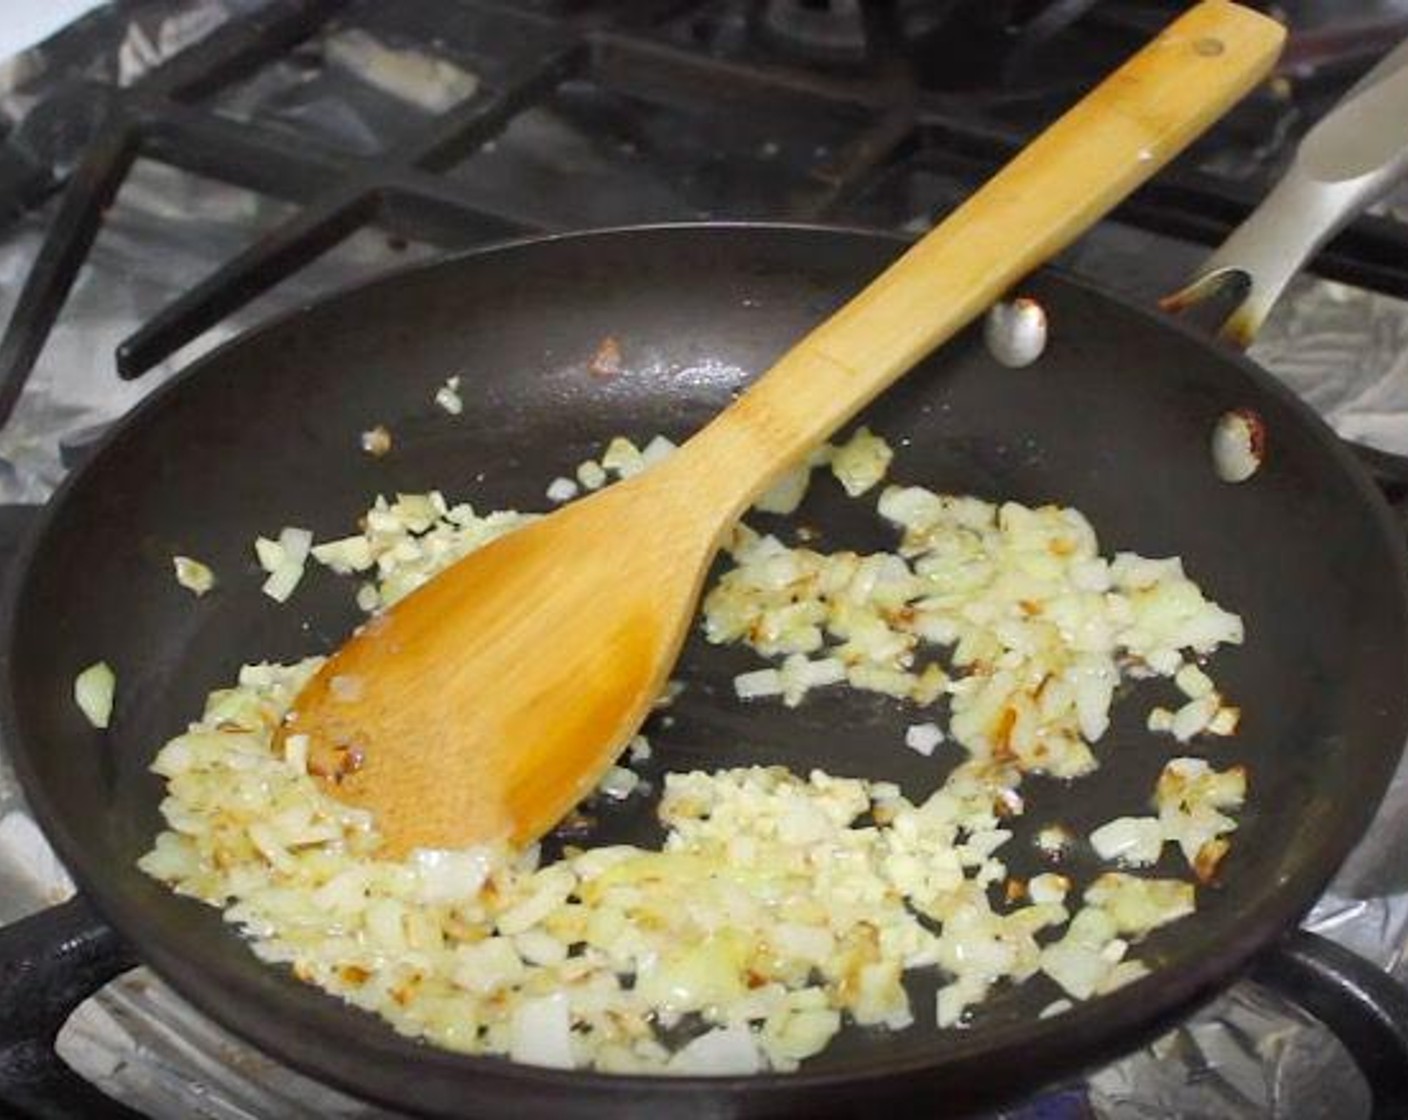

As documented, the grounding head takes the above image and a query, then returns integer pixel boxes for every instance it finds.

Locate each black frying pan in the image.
[3,225,1408,1118]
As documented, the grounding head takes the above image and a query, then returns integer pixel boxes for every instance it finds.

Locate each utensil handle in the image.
[0,896,140,1118]
[1164,37,1408,345]
[681,0,1284,515]
[1252,930,1408,1118]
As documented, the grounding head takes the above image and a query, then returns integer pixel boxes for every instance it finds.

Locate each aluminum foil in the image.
[1,3,1406,1117]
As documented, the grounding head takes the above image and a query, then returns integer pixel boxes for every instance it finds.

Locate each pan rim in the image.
[5,220,1407,1111]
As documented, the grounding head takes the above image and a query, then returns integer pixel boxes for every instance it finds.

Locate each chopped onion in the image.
[576,459,607,490]
[311,535,374,574]
[135,428,1250,1076]
[904,722,944,756]
[1146,707,1175,733]
[733,668,783,700]
[254,536,285,573]
[1089,817,1163,867]
[278,527,313,567]
[597,765,640,801]
[668,1026,762,1075]
[1207,705,1241,736]
[755,464,812,515]
[360,424,392,457]
[1170,695,1219,742]
[545,477,579,503]
[828,426,893,497]
[261,562,305,603]
[283,733,309,772]
[510,993,574,1069]
[412,846,494,904]
[601,436,644,478]
[641,434,677,467]
[1174,663,1214,699]
[1035,826,1072,857]
[74,661,115,729]
[434,376,464,415]
[172,555,215,596]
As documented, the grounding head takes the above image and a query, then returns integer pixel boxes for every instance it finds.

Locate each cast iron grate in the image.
[0,0,1405,430]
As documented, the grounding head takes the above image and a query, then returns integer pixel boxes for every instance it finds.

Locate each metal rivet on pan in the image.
[984,297,1047,368]
[1211,409,1266,483]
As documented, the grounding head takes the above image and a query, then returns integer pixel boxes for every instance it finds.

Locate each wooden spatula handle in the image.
[680,0,1285,516]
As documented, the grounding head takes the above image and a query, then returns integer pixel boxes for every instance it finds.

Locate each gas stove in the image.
[1,2,1407,1117]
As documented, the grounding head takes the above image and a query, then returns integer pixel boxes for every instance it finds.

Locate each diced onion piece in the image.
[545,477,579,503]
[1089,817,1163,867]
[576,459,607,490]
[1207,705,1240,736]
[283,733,309,772]
[1085,873,1194,935]
[1171,695,1219,742]
[254,537,285,573]
[1028,873,1069,905]
[360,424,392,456]
[412,846,495,904]
[1174,663,1214,699]
[904,722,944,756]
[1035,826,1072,857]
[641,435,677,467]
[597,766,640,801]
[755,464,812,515]
[355,584,380,612]
[668,1026,762,1075]
[828,426,893,496]
[453,937,525,994]
[1040,940,1112,1000]
[734,668,783,700]
[262,562,305,603]
[311,535,374,574]
[602,436,645,478]
[510,993,574,1068]
[173,555,215,596]
[435,375,464,415]
[278,527,313,567]
[1146,707,1175,734]
[74,661,115,729]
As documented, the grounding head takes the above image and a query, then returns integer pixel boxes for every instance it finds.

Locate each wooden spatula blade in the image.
[289,481,715,857]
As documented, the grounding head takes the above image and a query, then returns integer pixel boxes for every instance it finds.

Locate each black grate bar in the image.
[402,44,586,173]
[115,187,377,378]
[114,171,549,380]
[0,110,138,423]
[377,177,547,244]
[140,0,351,102]
[115,44,585,379]
[1121,187,1408,303]
[142,94,576,236]
[589,28,898,113]
[803,103,918,220]
[141,99,352,204]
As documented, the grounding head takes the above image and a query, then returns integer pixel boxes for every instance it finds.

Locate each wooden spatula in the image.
[283,1,1284,859]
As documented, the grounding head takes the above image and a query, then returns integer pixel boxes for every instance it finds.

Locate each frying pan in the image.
[1,222,1408,1119]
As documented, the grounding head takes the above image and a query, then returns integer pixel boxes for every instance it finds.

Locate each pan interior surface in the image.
[7,226,1406,1116]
